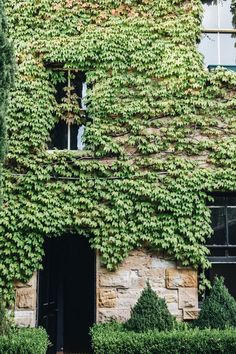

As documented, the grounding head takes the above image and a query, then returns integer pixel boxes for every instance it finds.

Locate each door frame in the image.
[36,236,97,353]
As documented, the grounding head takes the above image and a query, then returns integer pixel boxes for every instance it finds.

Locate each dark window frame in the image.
[207,193,236,263]
[47,67,88,151]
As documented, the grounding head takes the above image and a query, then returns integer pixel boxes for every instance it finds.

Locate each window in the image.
[207,194,236,262]
[48,69,87,151]
[199,0,236,67]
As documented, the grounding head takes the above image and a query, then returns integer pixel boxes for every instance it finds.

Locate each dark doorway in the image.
[207,264,236,299]
[38,234,96,354]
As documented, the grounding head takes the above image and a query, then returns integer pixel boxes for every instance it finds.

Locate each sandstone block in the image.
[166,269,197,289]
[14,310,35,327]
[16,288,36,309]
[137,269,165,288]
[167,302,179,313]
[14,273,37,289]
[116,289,142,309]
[178,288,198,309]
[121,250,151,269]
[99,289,116,308]
[99,270,131,288]
[171,309,183,322]
[156,289,178,304]
[99,268,142,288]
[151,257,175,270]
[98,308,131,323]
[183,308,200,320]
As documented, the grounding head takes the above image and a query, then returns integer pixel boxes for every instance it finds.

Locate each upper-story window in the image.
[207,194,236,262]
[48,69,87,151]
[198,0,236,67]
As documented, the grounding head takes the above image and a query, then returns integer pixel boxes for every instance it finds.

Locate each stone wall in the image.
[14,273,37,327]
[13,250,200,327]
[97,250,199,322]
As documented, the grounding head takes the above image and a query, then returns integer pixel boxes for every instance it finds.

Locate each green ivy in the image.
[0,0,14,162]
[0,0,236,302]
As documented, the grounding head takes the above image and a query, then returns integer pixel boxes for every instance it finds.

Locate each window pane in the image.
[48,70,87,150]
[228,207,236,244]
[219,0,235,29]
[70,124,85,150]
[227,197,236,206]
[198,33,219,66]
[208,207,226,245]
[220,33,236,65]
[202,1,218,29]
[77,125,85,150]
[55,73,67,103]
[70,124,79,150]
[202,0,235,29]
[228,248,236,256]
[49,121,68,150]
[81,82,87,110]
[212,195,226,206]
[209,248,227,256]
[73,72,86,109]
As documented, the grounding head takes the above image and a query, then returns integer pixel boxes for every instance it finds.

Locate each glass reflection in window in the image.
[199,0,236,67]
[202,0,235,29]
[228,207,236,244]
[209,207,226,245]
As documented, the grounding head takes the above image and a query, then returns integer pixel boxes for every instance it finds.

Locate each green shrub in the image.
[125,282,175,332]
[196,277,236,329]
[0,328,49,354]
[91,324,236,354]
[0,298,12,335]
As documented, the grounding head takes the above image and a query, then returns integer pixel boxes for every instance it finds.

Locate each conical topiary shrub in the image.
[196,276,236,329]
[125,282,175,332]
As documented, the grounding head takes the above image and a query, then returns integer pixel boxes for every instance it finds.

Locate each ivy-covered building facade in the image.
[1,0,236,353]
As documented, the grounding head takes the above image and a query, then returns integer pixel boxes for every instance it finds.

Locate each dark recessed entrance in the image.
[38,234,96,354]
[207,264,236,299]
[207,194,236,299]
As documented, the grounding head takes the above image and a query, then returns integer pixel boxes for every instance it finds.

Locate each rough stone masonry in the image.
[97,249,199,322]
[14,249,199,327]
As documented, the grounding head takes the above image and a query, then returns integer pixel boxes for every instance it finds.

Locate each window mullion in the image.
[225,204,229,253]
[217,1,221,64]
[68,124,71,150]
[67,69,71,150]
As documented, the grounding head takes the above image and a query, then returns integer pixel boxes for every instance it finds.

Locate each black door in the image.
[38,235,96,354]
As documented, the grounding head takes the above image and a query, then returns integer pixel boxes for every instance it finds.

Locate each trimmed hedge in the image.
[0,327,49,354]
[91,324,236,354]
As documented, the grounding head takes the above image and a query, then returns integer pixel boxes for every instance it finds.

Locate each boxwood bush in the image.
[125,282,175,332]
[0,327,49,354]
[196,277,236,329]
[91,324,236,354]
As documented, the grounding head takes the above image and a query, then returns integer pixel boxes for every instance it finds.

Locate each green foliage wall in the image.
[1,0,236,300]
[0,1,13,160]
